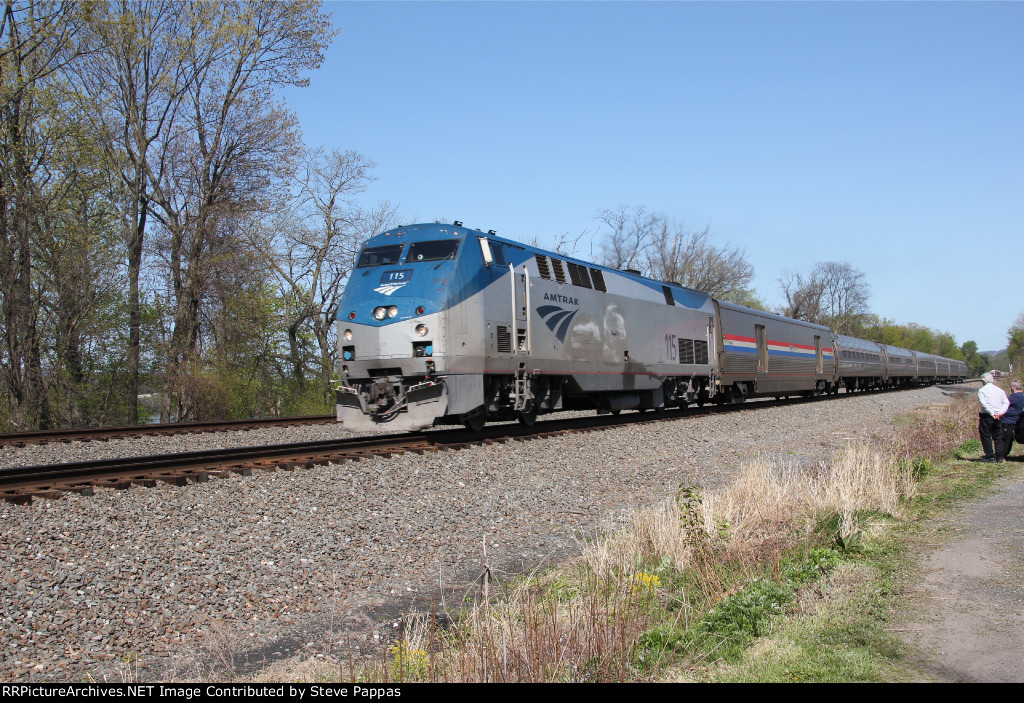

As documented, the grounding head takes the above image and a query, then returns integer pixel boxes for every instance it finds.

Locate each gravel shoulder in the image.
[1,388,946,682]
[897,467,1024,683]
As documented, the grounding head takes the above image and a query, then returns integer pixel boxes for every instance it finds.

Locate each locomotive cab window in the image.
[491,243,507,267]
[356,244,405,268]
[407,240,459,262]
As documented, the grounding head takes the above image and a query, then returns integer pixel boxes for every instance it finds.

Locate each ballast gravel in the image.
[0,388,946,681]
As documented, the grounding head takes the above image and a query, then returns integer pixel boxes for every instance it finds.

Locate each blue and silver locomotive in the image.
[335,223,966,432]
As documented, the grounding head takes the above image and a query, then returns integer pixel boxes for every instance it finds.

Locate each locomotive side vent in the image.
[589,267,607,292]
[694,340,709,365]
[535,254,551,280]
[679,338,695,364]
[567,262,592,288]
[497,325,512,353]
[550,258,567,284]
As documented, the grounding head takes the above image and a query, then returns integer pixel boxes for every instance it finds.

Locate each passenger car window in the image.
[356,244,405,268]
[407,240,459,262]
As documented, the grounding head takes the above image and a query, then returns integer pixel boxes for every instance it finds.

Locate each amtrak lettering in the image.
[542,292,579,306]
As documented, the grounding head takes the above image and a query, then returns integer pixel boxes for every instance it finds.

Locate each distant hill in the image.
[983,349,1010,371]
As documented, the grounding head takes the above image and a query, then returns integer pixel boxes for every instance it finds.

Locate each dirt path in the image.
[898,468,1024,682]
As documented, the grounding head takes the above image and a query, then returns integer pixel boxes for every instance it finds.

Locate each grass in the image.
[261,392,1021,683]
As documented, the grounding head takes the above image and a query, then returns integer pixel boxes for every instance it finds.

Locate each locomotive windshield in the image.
[356,244,405,268]
[407,240,459,263]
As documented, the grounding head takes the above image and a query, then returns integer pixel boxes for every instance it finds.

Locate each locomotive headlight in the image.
[343,329,353,342]
[416,324,428,337]
[373,306,387,321]
[387,306,398,318]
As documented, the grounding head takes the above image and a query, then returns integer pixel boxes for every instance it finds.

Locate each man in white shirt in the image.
[978,372,1009,462]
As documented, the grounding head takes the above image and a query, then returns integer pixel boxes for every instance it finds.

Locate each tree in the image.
[596,205,659,272]
[140,0,335,421]
[779,261,871,335]
[645,223,755,302]
[596,205,758,302]
[961,340,989,377]
[1,0,88,428]
[253,147,398,394]
[75,0,202,422]
[1008,312,1024,376]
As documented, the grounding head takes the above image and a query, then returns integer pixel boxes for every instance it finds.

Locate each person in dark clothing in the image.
[1000,379,1024,460]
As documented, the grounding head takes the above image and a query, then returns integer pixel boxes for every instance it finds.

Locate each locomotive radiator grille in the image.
[567,262,592,288]
[534,254,551,280]
[550,258,567,284]
[497,326,513,353]
[678,339,709,365]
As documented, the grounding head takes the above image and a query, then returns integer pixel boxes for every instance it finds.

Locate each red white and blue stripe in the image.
[724,334,833,360]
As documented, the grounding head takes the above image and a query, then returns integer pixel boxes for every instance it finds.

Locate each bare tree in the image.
[779,268,823,322]
[596,205,757,301]
[779,261,870,334]
[645,223,754,301]
[596,205,660,272]
[253,147,398,392]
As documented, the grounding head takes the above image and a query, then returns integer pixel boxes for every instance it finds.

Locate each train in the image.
[334,222,967,432]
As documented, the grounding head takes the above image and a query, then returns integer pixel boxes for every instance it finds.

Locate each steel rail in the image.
[0,415,335,448]
[0,384,934,505]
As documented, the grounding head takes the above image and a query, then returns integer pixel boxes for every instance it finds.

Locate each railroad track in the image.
[1,385,932,505]
[4,403,752,504]
[0,414,335,448]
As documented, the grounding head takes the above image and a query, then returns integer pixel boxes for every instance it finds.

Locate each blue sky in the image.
[281,1,1023,351]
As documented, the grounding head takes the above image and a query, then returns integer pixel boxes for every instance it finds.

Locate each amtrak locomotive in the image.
[335,223,966,432]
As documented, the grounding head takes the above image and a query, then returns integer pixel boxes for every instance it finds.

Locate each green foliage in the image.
[955,438,982,458]
[897,456,933,479]
[961,340,990,376]
[633,624,683,669]
[1007,313,1024,376]
[696,578,794,658]
[388,641,429,682]
[635,547,843,670]
[783,548,841,586]
[859,317,964,358]
[834,531,864,553]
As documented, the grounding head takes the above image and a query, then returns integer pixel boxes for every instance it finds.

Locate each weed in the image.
[955,438,982,458]
[834,531,863,553]
[388,640,429,682]
[631,571,662,596]
[694,578,794,661]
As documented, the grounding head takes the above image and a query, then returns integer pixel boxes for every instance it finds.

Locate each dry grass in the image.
[350,441,919,682]
[358,562,661,682]
[886,394,977,464]
[588,442,915,582]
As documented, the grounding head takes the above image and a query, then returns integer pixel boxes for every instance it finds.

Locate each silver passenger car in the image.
[715,303,835,400]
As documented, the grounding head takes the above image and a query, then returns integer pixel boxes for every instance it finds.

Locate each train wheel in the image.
[517,409,537,427]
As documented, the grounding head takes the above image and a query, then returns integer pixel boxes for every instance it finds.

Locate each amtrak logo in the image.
[373,282,407,295]
[537,305,579,344]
